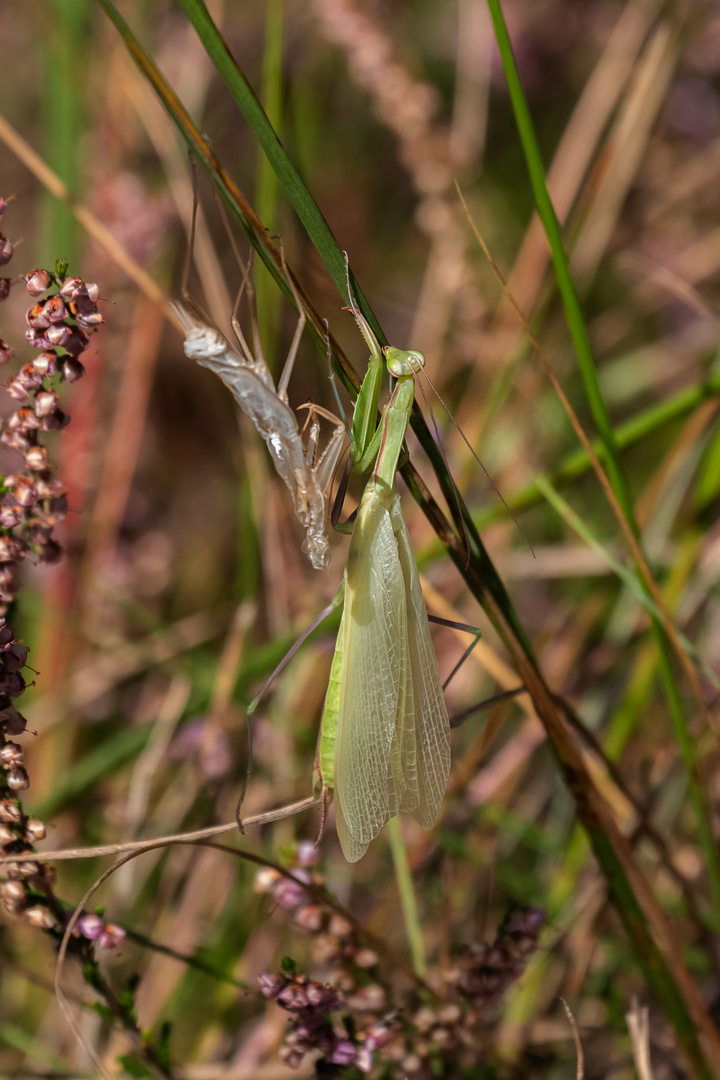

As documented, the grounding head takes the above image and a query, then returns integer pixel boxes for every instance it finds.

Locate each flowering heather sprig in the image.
[0,194,124,953]
[256,845,545,1077]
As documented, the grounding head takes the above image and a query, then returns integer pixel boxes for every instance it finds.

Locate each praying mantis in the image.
[313,290,452,862]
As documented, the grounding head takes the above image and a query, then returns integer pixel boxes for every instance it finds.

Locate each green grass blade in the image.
[176,0,384,340]
[254,0,284,364]
[477,366,720,530]
[387,817,427,978]
[535,474,720,691]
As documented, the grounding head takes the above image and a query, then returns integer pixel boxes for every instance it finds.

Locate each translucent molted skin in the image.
[172,302,345,570]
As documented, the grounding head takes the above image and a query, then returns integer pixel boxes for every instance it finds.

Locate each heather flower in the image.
[0,197,125,989]
[78,913,104,940]
[98,923,127,948]
[256,853,545,1077]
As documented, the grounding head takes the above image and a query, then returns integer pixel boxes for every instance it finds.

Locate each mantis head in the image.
[384,346,426,378]
[170,301,231,364]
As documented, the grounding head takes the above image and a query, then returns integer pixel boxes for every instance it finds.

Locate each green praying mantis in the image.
[311,284,451,862]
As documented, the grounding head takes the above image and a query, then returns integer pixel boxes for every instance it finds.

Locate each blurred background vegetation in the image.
[2,0,720,1077]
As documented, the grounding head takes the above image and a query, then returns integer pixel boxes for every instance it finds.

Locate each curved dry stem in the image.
[1,798,319,865]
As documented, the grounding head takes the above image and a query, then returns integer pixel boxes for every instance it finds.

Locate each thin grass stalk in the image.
[387,817,427,979]
[255,0,284,364]
[39,0,88,270]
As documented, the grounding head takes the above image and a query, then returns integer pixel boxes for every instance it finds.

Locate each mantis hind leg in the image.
[425,612,525,725]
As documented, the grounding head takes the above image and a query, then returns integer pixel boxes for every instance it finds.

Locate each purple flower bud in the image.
[274,878,305,910]
[45,324,69,348]
[34,474,63,498]
[15,859,40,876]
[25,905,58,930]
[257,972,285,999]
[346,984,385,1011]
[0,669,27,697]
[0,741,23,766]
[331,1041,357,1066]
[86,282,100,302]
[19,363,44,390]
[7,767,29,791]
[8,408,40,431]
[0,280,10,302]
[0,236,13,266]
[76,311,103,329]
[1,708,25,743]
[26,303,51,329]
[32,350,57,376]
[60,327,88,356]
[24,446,48,471]
[0,799,22,822]
[297,841,318,868]
[25,818,45,842]
[1,879,26,903]
[0,561,18,587]
[306,982,339,1010]
[354,948,379,968]
[0,340,14,364]
[13,478,37,507]
[294,905,323,932]
[60,356,85,382]
[328,913,354,938]
[37,539,62,564]
[0,197,8,220]
[41,408,71,432]
[42,295,66,323]
[34,390,59,417]
[78,913,104,939]
[278,984,308,1010]
[98,923,126,948]
[356,1047,374,1073]
[437,1004,461,1025]
[4,378,25,402]
[59,275,84,299]
[24,329,49,350]
[4,644,29,673]
[278,1047,304,1069]
[1,428,29,450]
[365,1024,391,1051]
[293,1022,321,1042]
[26,269,51,296]
[3,895,27,916]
